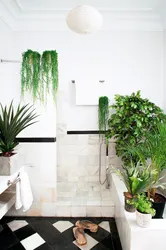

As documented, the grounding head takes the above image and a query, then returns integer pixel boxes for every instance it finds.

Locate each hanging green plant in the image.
[98,96,109,137]
[21,49,41,101]
[41,50,58,103]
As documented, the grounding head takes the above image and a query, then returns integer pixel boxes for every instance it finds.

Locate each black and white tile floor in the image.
[0,217,122,250]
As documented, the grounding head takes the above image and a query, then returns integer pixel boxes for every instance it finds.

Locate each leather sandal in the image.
[73,227,87,246]
[75,220,98,232]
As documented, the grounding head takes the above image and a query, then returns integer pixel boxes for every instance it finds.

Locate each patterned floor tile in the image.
[8,220,28,232]
[0,217,122,250]
[53,221,74,233]
[14,224,36,241]
[74,234,98,250]
[98,222,110,233]
[21,233,45,250]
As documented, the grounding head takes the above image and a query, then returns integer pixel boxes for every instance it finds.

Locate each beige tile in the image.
[71,206,86,217]
[41,203,56,216]
[55,206,71,217]
[101,206,115,217]
[86,206,101,217]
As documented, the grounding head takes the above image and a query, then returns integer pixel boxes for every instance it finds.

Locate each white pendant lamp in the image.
[66,5,103,34]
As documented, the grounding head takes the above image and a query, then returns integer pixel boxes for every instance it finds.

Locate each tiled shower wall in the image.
[56,123,121,217]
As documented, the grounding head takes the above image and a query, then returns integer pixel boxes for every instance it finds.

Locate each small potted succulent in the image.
[128,193,156,228]
[0,101,38,175]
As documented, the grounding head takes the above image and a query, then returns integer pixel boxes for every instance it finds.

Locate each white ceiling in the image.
[0,0,166,31]
[16,0,159,10]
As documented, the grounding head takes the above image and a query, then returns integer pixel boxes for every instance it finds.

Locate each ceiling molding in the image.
[0,0,164,31]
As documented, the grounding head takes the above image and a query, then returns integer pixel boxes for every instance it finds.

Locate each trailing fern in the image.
[98,96,109,137]
[41,50,58,103]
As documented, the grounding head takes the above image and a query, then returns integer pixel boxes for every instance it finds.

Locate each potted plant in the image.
[0,101,38,175]
[128,193,156,228]
[132,123,166,218]
[107,91,166,165]
[112,160,154,212]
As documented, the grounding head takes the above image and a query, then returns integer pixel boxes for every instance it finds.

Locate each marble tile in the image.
[71,206,86,217]
[74,233,98,250]
[55,206,71,217]
[53,221,73,233]
[101,200,114,206]
[21,233,45,250]
[86,206,102,217]
[99,221,111,233]
[101,206,115,217]
[71,198,87,206]
[77,135,89,145]
[41,203,56,216]
[7,220,28,232]
[87,200,101,206]
[88,191,101,198]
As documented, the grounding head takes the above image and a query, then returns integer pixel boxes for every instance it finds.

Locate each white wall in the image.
[1,29,163,132]
[0,19,165,214]
[163,30,166,112]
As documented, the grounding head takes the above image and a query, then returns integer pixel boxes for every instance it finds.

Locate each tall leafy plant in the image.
[21,50,41,101]
[98,96,109,137]
[0,101,38,156]
[41,50,58,103]
[107,91,166,164]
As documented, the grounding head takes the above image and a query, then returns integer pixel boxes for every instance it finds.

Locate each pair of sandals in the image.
[73,220,98,246]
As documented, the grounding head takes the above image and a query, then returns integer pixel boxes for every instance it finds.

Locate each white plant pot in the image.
[0,154,22,176]
[136,210,152,228]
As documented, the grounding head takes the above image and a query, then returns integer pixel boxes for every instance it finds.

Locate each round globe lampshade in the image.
[66,5,103,34]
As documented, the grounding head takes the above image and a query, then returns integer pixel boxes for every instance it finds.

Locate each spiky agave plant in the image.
[0,101,38,156]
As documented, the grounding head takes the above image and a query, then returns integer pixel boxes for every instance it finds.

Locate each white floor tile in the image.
[99,221,110,233]
[53,221,73,233]
[7,220,28,232]
[74,233,98,250]
[21,233,45,250]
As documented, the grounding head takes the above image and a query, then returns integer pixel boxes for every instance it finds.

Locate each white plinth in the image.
[110,173,166,250]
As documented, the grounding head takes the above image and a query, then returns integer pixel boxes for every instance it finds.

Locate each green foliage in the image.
[107,91,166,164]
[128,193,156,216]
[0,101,38,154]
[41,50,58,103]
[21,50,41,101]
[21,49,58,104]
[98,96,109,137]
[127,123,166,197]
[112,160,154,196]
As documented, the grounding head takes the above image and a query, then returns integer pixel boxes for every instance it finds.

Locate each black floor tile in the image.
[34,243,53,250]
[100,234,114,249]
[8,242,26,250]
[14,224,36,241]
[91,243,110,250]
[0,217,16,226]
[64,242,80,250]
[61,227,75,244]
[30,219,61,244]
[0,232,19,250]
[49,234,68,250]
[86,226,110,242]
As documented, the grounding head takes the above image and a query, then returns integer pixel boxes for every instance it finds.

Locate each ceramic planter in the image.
[124,192,136,212]
[0,154,22,176]
[152,193,166,219]
[136,210,152,228]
